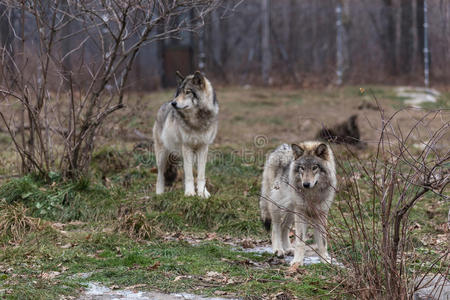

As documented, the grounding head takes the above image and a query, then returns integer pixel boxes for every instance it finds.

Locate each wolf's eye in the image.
[312,165,319,171]
[185,90,192,95]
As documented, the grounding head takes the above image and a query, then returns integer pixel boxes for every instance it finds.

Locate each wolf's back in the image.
[260,144,293,230]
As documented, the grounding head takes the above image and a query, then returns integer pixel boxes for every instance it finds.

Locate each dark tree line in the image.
[202,0,449,86]
[0,0,448,91]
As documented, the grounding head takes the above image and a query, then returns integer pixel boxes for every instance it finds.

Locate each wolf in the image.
[153,71,219,198]
[259,142,337,266]
[316,114,365,147]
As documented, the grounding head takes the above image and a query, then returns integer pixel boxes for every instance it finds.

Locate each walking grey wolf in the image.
[260,142,337,266]
[153,71,219,198]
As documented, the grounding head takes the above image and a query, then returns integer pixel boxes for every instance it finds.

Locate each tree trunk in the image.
[416,0,424,69]
[261,0,271,84]
[400,0,414,74]
[382,0,398,75]
[288,0,297,61]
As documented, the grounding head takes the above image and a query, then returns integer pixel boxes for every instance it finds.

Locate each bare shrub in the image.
[0,0,220,179]
[328,102,449,298]
[258,99,448,298]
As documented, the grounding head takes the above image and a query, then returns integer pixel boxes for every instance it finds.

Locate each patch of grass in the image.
[115,209,159,240]
[421,92,450,109]
[91,147,130,177]
[132,149,156,168]
[0,132,11,144]
[287,94,303,105]
[0,175,114,222]
[0,200,43,243]
[268,116,283,125]
[0,226,343,299]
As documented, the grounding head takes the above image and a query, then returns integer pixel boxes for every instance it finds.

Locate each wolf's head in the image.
[170,71,216,111]
[290,142,331,190]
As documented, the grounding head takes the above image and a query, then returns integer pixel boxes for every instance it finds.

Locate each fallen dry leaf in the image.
[206,271,221,277]
[241,239,254,249]
[147,261,160,271]
[51,222,65,230]
[41,271,60,280]
[60,243,73,249]
[287,262,301,275]
[214,290,227,296]
[126,284,146,290]
[174,275,192,282]
[68,221,86,226]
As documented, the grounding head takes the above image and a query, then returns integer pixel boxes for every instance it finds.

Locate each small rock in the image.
[414,275,450,300]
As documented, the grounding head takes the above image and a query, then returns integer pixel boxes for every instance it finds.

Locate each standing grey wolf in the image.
[260,142,337,266]
[153,71,219,198]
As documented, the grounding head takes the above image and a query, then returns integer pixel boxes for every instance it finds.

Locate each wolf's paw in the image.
[274,249,285,258]
[198,188,210,198]
[184,189,196,197]
[156,186,164,195]
[320,252,332,264]
[290,259,304,267]
[284,247,295,256]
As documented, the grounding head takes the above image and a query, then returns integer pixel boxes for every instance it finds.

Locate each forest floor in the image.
[0,85,448,299]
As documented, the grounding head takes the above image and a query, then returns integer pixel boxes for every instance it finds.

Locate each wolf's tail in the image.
[260,144,293,232]
[164,153,178,187]
[260,165,273,231]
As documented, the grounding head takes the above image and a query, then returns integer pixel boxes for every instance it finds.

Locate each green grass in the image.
[0,228,340,299]
[0,144,448,299]
[0,147,347,299]
[0,146,446,299]
[421,91,450,109]
[0,174,115,222]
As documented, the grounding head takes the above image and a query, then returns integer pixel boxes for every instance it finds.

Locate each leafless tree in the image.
[0,0,220,179]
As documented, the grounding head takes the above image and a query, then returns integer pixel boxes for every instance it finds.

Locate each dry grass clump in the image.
[0,201,42,243]
[115,209,159,241]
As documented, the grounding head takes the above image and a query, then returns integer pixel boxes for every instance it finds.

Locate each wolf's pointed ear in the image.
[315,143,328,159]
[291,144,304,159]
[176,71,184,84]
[192,70,204,87]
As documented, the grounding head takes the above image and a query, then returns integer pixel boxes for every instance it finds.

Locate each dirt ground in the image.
[96,85,449,154]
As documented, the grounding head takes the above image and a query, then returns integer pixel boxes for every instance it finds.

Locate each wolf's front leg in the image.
[281,222,294,255]
[155,145,168,195]
[196,145,210,198]
[291,214,307,266]
[314,219,331,264]
[182,145,196,196]
[271,221,285,257]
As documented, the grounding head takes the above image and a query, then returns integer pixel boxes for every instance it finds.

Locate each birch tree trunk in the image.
[261,0,271,84]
